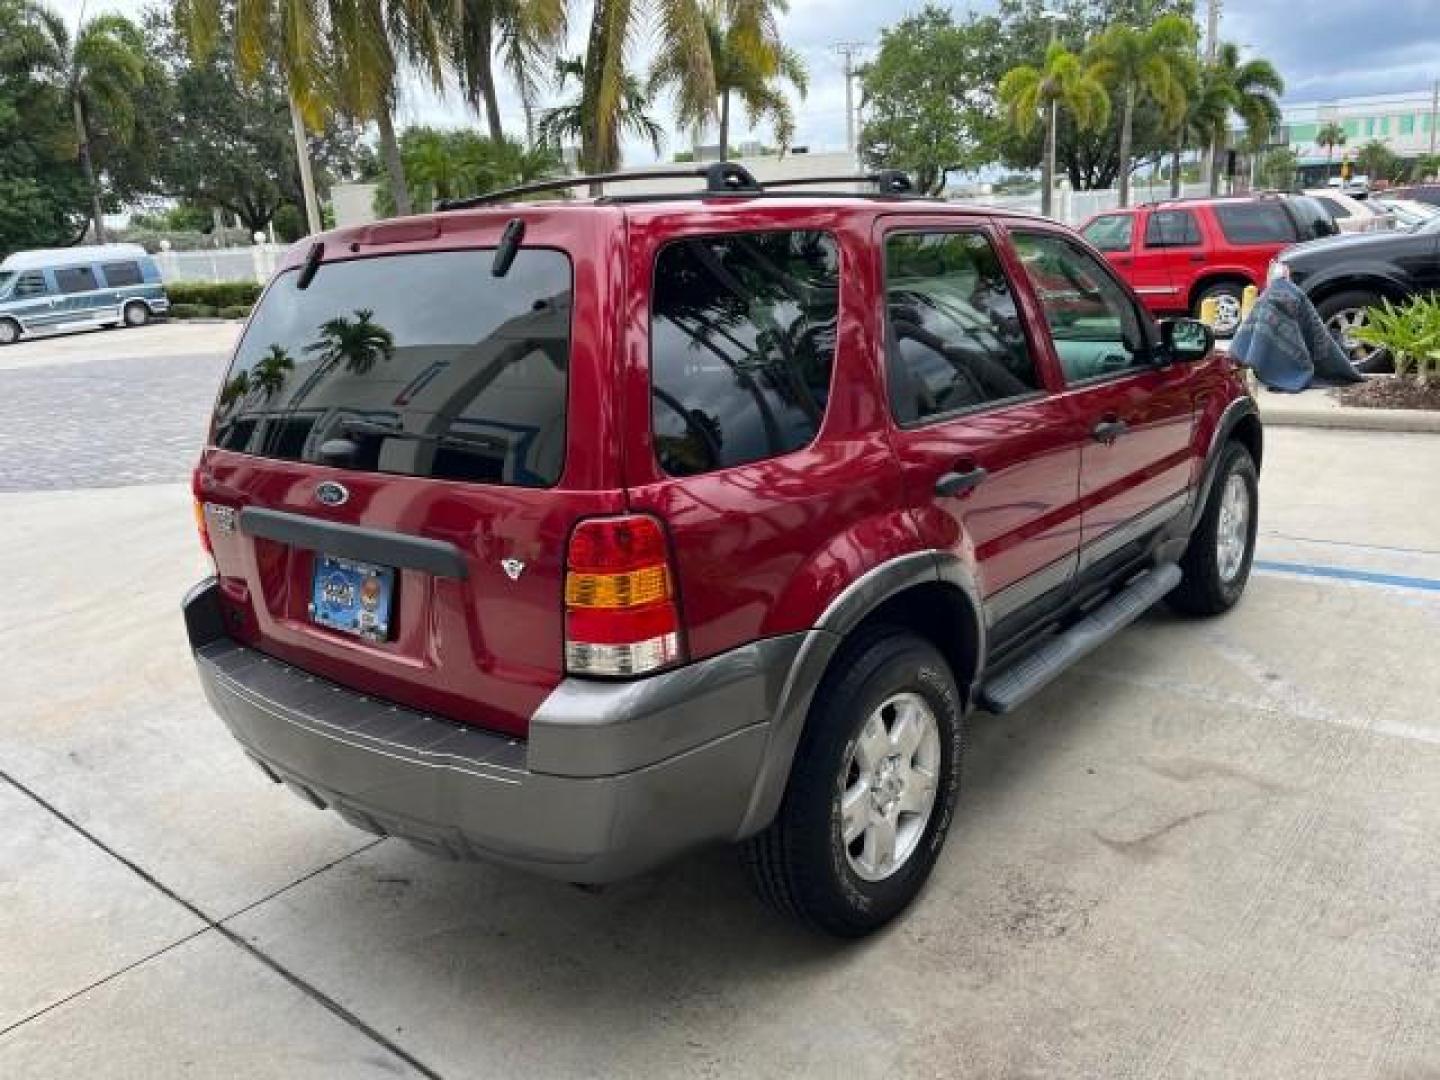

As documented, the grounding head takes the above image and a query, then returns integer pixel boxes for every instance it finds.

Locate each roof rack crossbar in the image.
[764,170,915,194]
[436,162,763,210]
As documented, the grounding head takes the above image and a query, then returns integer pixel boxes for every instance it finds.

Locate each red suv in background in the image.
[184,166,1262,936]
[1081,194,1337,335]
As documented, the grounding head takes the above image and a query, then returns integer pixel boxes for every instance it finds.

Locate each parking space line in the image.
[0,770,441,1079]
[1254,559,1440,593]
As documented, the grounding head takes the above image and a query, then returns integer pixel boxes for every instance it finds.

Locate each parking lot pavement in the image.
[2,331,1439,1078]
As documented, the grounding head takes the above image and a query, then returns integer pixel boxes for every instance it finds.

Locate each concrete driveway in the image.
[3,323,1439,1078]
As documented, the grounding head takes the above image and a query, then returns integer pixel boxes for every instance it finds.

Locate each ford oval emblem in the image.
[315,481,349,507]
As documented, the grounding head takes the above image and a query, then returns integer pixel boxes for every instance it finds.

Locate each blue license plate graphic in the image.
[310,555,395,641]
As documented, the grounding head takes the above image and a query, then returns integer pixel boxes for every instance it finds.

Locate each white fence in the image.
[155,244,285,285]
[958,181,1219,225]
[148,179,1224,283]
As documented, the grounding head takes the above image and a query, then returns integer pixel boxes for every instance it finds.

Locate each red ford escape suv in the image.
[1081,193,1337,336]
[185,165,1261,936]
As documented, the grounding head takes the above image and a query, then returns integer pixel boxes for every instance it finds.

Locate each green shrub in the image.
[217,305,252,320]
[1350,296,1440,381]
[168,303,220,319]
[166,281,262,308]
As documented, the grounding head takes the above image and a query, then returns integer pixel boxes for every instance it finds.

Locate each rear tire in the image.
[0,318,18,346]
[1193,280,1247,338]
[742,627,963,937]
[123,301,150,328]
[1169,442,1258,616]
[1314,289,1390,373]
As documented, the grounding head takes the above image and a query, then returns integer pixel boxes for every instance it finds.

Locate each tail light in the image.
[191,468,212,556]
[565,514,684,677]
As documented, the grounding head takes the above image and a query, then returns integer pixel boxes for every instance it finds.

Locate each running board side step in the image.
[978,563,1182,714]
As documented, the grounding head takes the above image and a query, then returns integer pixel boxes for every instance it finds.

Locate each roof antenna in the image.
[492,218,526,277]
[296,241,324,290]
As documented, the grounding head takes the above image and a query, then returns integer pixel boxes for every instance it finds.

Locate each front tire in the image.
[742,628,963,937]
[1169,442,1258,615]
[0,318,18,346]
[123,301,150,328]
[1314,290,1390,373]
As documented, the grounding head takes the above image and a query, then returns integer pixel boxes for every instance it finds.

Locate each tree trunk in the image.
[288,93,322,235]
[480,62,504,143]
[72,94,105,244]
[376,104,411,216]
[1118,83,1135,207]
[1170,140,1183,198]
[1208,133,1223,195]
[719,89,731,161]
[1041,97,1057,217]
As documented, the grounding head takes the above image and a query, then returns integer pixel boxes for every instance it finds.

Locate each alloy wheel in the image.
[839,692,942,882]
[1324,307,1384,371]
[1216,472,1251,583]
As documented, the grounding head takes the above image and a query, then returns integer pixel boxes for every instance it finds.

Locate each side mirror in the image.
[1158,317,1214,363]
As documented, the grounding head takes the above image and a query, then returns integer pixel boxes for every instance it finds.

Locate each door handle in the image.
[935,466,988,497]
[1092,418,1129,444]
[1188,253,1205,263]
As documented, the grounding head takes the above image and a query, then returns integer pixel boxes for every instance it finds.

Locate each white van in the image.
[0,243,170,345]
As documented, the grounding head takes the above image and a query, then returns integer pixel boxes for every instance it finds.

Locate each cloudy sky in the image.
[47,0,1440,160]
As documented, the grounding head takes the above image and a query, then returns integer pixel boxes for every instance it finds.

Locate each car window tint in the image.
[54,266,98,294]
[1214,202,1301,245]
[1144,210,1201,247]
[14,272,48,297]
[650,230,839,476]
[1315,196,1351,219]
[212,249,572,488]
[1082,214,1134,252]
[1011,231,1148,383]
[884,231,1039,425]
[102,261,143,287]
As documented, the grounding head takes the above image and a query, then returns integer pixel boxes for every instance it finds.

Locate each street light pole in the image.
[833,43,864,166]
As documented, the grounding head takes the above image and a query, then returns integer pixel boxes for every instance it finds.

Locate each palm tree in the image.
[1201,42,1283,195]
[24,4,148,243]
[1316,120,1347,180]
[1167,54,1225,198]
[998,42,1110,217]
[251,346,295,397]
[179,0,331,233]
[576,0,713,176]
[649,0,808,161]
[538,56,664,172]
[1088,14,1194,207]
[305,309,396,375]
[447,0,567,144]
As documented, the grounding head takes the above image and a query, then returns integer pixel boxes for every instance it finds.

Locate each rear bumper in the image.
[184,579,802,883]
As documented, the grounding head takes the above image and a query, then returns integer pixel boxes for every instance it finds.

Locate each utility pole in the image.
[1205,0,1221,63]
[833,42,865,163]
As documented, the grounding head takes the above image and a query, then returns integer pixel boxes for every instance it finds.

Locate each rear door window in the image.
[650,230,839,476]
[55,266,99,294]
[212,249,572,488]
[102,261,143,287]
[1214,202,1300,244]
[884,231,1040,424]
[1144,210,1201,247]
[1082,214,1134,252]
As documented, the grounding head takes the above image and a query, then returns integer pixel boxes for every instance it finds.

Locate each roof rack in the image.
[435,163,918,211]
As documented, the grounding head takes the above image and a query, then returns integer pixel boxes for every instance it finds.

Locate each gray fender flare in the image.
[1190,395,1262,530]
[734,551,985,838]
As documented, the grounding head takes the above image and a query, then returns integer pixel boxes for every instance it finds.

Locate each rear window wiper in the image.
[337,419,503,450]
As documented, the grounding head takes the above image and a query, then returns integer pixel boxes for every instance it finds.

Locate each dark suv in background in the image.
[184,165,1262,936]
[1081,194,1337,335]
[1269,213,1440,371]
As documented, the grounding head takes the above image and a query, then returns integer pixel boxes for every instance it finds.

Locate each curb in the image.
[1258,402,1440,434]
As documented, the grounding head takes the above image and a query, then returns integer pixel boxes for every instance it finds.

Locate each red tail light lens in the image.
[565,515,684,677]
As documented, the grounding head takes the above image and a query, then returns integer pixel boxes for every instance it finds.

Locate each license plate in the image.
[309,555,395,642]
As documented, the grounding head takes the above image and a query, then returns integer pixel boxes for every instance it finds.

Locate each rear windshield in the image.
[211,249,572,488]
